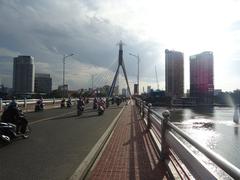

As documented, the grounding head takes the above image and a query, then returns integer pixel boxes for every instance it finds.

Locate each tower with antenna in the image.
[108,41,132,97]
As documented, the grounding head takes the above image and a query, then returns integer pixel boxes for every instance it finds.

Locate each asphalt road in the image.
[0,103,123,180]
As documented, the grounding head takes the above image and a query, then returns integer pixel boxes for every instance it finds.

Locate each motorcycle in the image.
[0,110,31,143]
[67,100,72,108]
[93,101,98,109]
[61,100,65,108]
[35,101,44,112]
[106,99,109,108]
[85,98,89,104]
[98,105,105,116]
[77,105,84,116]
[116,97,121,106]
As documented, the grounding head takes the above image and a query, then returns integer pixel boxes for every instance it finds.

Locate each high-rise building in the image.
[190,51,214,104]
[134,84,139,95]
[147,86,151,93]
[122,88,127,96]
[35,73,52,94]
[165,49,184,97]
[58,84,68,97]
[13,56,35,94]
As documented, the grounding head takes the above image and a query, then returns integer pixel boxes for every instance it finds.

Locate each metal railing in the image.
[0,98,78,112]
[135,98,240,180]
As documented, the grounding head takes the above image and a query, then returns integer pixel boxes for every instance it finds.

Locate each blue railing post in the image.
[147,103,152,129]
[161,110,170,160]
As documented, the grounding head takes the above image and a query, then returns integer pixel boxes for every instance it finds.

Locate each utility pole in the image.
[62,53,74,97]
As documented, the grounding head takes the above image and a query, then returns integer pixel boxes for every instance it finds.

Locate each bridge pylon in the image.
[108,41,132,97]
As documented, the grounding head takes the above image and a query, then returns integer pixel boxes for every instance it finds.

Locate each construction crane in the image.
[155,65,159,90]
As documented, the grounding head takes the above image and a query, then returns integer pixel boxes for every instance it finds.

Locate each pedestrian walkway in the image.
[88,102,170,180]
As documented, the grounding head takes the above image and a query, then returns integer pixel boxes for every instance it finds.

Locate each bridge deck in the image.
[88,102,170,180]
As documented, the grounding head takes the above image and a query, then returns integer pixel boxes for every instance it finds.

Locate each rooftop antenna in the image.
[155,65,159,90]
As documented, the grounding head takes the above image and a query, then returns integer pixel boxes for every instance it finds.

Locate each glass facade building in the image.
[190,51,214,104]
[165,49,184,98]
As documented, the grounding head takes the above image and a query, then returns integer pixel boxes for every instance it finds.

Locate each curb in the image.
[69,105,126,180]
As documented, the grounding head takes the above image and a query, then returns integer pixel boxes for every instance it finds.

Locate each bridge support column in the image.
[161,110,170,160]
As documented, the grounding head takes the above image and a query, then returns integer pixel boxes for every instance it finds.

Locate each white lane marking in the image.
[30,111,75,125]
[29,104,93,125]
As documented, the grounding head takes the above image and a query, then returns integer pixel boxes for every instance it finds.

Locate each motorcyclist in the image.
[1,97,28,134]
[98,97,106,109]
[93,97,98,109]
[116,96,121,106]
[111,97,114,104]
[67,97,72,107]
[61,98,65,108]
[106,98,109,108]
[97,98,105,115]
[36,97,44,110]
[77,97,85,109]
[85,97,89,104]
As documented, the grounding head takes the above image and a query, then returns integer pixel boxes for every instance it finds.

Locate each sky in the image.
[0,0,240,92]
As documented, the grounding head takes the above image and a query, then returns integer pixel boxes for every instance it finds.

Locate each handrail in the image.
[134,97,240,179]
[167,122,240,179]
[0,98,78,112]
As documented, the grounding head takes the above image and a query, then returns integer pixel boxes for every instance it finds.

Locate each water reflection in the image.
[192,107,214,116]
[155,106,240,169]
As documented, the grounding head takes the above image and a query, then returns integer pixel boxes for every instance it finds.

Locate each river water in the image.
[155,106,240,178]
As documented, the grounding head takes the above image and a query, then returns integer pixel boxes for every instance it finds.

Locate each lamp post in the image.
[91,74,94,90]
[62,53,74,97]
[129,53,140,95]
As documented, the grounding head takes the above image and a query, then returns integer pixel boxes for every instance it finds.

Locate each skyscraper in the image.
[190,51,214,104]
[147,86,151,93]
[122,88,127,96]
[165,49,184,97]
[35,73,52,94]
[13,56,35,94]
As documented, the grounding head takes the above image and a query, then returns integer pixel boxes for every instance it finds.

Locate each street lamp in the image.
[62,53,74,97]
[129,53,140,95]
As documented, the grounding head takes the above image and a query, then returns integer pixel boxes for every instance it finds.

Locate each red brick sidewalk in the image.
[88,103,170,180]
